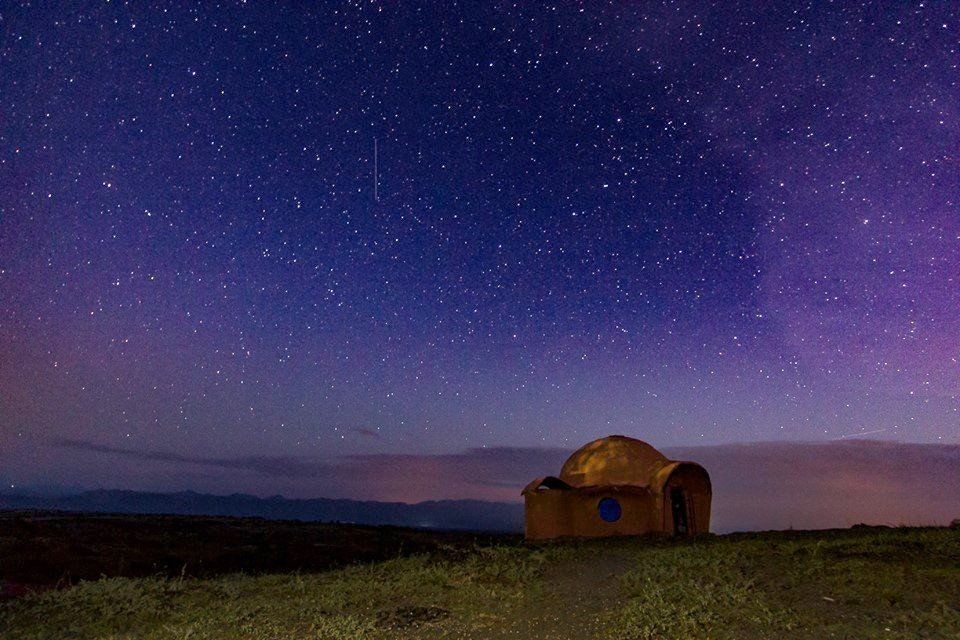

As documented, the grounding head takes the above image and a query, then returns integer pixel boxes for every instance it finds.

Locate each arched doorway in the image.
[670,488,689,535]
[659,462,711,535]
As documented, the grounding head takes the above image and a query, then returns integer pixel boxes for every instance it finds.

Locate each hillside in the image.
[1,516,957,639]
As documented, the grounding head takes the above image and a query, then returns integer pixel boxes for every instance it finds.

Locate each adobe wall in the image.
[524,490,659,540]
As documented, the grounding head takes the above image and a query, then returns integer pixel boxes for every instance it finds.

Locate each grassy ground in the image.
[2,526,958,639]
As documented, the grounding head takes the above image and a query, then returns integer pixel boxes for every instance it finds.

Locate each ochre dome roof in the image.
[559,435,669,487]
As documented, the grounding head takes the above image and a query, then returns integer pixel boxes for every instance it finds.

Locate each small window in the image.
[598,497,621,522]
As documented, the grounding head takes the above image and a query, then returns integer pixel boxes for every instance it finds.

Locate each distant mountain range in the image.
[0,489,524,532]
[3,440,958,533]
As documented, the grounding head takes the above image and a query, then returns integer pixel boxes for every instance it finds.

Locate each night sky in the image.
[1,2,958,497]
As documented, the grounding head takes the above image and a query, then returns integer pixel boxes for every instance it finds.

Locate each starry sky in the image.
[1,2,958,497]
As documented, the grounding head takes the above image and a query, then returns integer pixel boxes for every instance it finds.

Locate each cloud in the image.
[52,439,566,503]
[53,438,960,532]
[56,439,331,479]
[664,441,960,531]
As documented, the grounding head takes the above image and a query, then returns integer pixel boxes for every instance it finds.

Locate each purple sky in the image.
[0,3,958,510]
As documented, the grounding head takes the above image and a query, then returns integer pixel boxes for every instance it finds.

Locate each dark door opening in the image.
[670,488,689,535]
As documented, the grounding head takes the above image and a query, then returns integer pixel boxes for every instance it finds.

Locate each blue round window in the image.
[598,497,621,522]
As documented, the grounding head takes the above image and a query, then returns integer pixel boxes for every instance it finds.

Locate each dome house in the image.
[522,435,711,540]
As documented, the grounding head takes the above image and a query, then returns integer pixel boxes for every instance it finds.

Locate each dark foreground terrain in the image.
[1,511,958,639]
[0,510,510,593]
